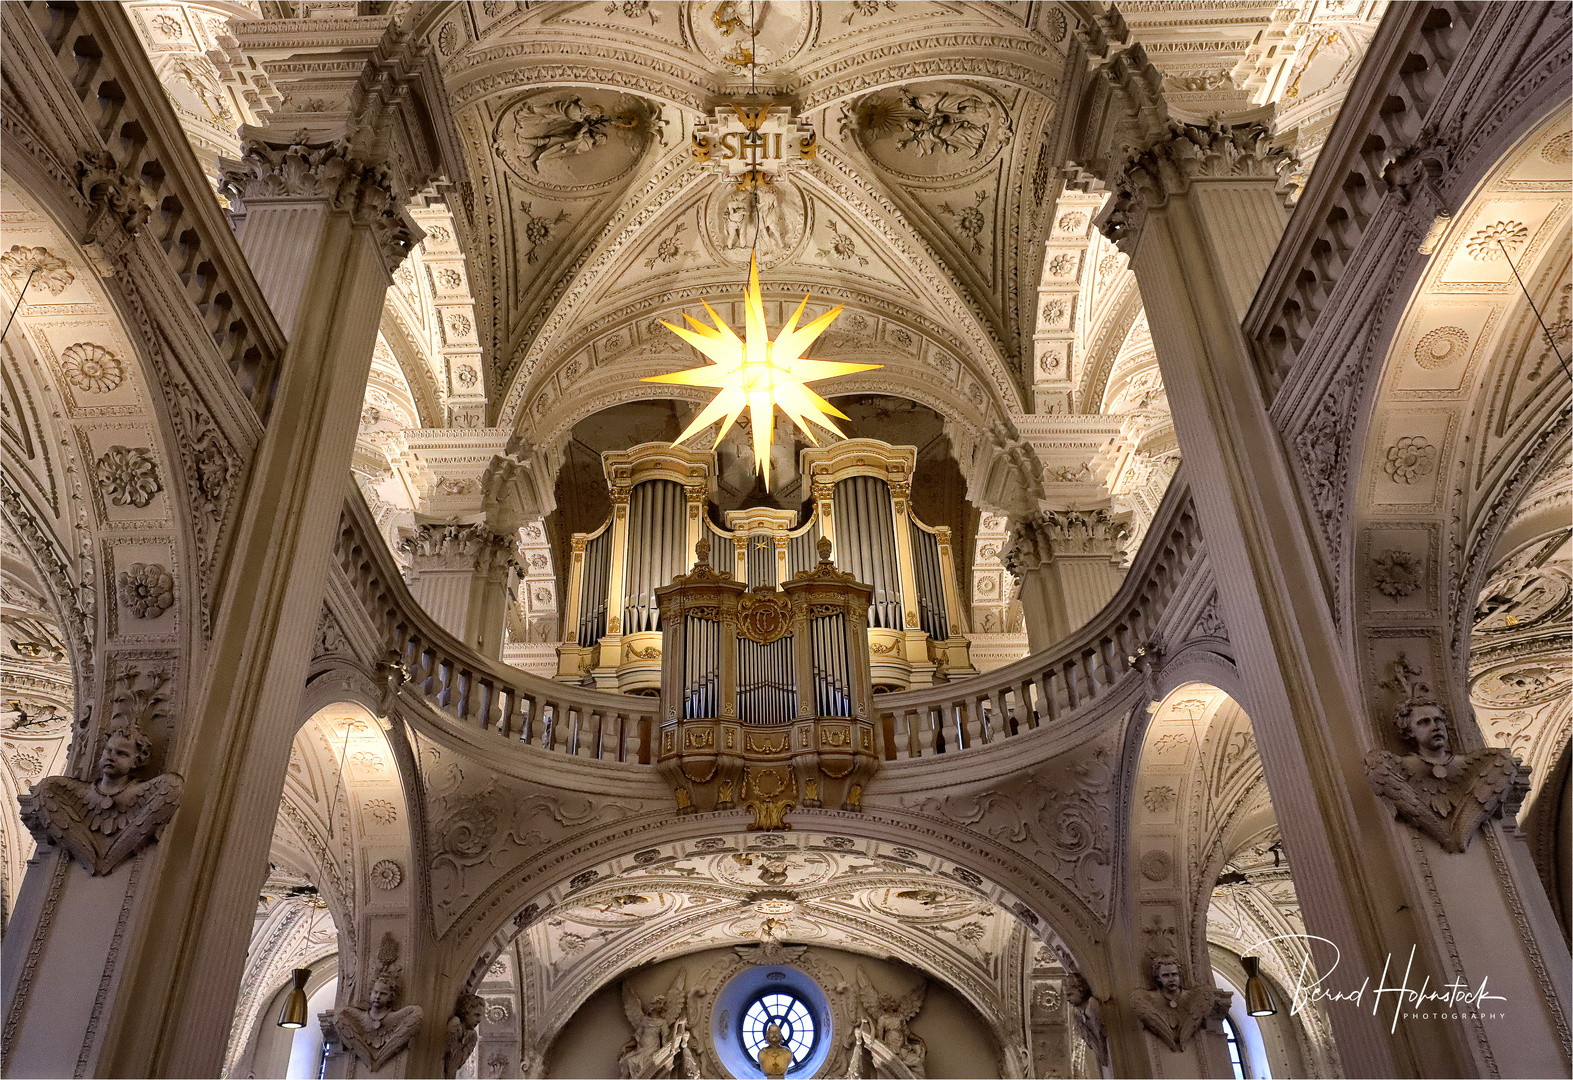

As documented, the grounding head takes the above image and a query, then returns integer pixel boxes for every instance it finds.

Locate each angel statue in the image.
[1127,955,1232,1054]
[854,969,928,1078]
[443,992,486,1078]
[619,972,698,1079]
[1364,655,1528,854]
[18,721,182,876]
[1063,972,1109,1071]
[332,934,424,1073]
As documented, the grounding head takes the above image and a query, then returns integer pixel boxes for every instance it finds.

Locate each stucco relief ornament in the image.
[1129,955,1232,1053]
[18,722,183,876]
[333,933,423,1072]
[96,446,163,507]
[854,968,927,1077]
[619,971,697,1079]
[1365,656,1529,854]
[443,993,486,1079]
[1064,973,1109,1070]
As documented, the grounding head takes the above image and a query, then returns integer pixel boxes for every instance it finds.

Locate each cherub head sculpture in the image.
[98,723,153,787]
[457,992,485,1030]
[647,993,669,1018]
[1064,972,1093,1007]
[369,975,400,1019]
[1149,955,1184,1001]
[1394,697,1452,763]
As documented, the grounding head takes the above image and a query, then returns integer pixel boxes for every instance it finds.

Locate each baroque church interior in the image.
[0,1,1569,1078]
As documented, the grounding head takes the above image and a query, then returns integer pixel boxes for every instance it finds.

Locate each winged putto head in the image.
[1147,954,1184,1000]
[98,723,153,785]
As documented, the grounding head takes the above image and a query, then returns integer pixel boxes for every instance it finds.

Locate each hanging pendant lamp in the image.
[277,967,312,1029]
[1242,955,1277,1016]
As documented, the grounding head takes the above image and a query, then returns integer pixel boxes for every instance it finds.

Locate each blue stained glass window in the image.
[740,990,817,1070]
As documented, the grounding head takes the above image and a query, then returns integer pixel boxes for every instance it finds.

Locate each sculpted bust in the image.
[18,723,182,876]
[1128,956,1231,1053]
[333,973,424,1073]
[1365,694,1528,854]
[444,992,486,1078]
[1064,973,1109,1069]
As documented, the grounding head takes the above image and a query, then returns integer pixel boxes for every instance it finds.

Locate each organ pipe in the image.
[559,439,974,688]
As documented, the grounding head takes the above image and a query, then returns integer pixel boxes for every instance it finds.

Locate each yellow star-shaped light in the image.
[643,253,881,488]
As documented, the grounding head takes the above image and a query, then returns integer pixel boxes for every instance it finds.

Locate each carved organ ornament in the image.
[558,441,974,694]
[652,530,880,828]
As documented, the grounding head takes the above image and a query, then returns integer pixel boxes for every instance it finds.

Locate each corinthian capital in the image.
[1097,120,1295,252]
[220,136,419,269]
[399,522,516,577]
[1002,508,1131,580]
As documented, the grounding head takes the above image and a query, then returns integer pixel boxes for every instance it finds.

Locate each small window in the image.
[1223,1015,1248,1080]
[740,990,817,1071]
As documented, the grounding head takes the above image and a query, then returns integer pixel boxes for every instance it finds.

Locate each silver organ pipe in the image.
[746,534,774,588]
[812,612,852,716]
[576,526,611,645]
[705,521,735,572]
[908,518,949,640]
[786,512,821,577]
[561,439,976,689]
[736,636,796,725]
[625,479,686,634]
[832,476,901,628]
[682,615,719,718]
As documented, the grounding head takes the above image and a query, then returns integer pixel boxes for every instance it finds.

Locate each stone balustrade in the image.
[13,1,286,417]
[334,471,1205,770]
[872,478,1202,759]
[335,492,660,764]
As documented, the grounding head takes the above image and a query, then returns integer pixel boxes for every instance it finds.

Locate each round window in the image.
[740,989,817,1070]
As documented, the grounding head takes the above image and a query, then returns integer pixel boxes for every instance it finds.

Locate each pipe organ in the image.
[557,440,975,692]
[654,536,880,827]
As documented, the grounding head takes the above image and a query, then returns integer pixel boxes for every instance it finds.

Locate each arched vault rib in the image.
[500,147,1026,433]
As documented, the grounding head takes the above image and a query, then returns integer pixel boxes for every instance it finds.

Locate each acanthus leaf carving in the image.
[219,135,418,271]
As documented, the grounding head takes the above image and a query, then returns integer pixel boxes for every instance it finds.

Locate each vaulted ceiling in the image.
[406,1,1080,443]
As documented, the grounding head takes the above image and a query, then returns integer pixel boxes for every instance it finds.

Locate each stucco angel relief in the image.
[620,971,699,1079]
[19,722,182,876]
[853,969,927,1078]
[1128,955,1232,1053]
[333,933,423,1073]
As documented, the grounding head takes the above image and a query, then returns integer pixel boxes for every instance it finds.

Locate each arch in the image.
[440,822,1090,1076]
[1349,102,1571,734]
[1125,683,1340,1075]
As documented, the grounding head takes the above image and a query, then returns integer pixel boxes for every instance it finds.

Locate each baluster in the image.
[496,687,515,739]
[522,697,541,748]
[921,707,939,755]
[435,657,454,710]
[974,695,992,744]
[1018,681,1038,730]
[1062,660,1079,711]
[1037,671,1057,723]
[994,688,1015,737]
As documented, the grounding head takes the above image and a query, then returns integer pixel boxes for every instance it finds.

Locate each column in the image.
[3,24,459,1079]
[1003,508,1130,652]
[1101,111,1568,1076]
[401,524,516,659]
